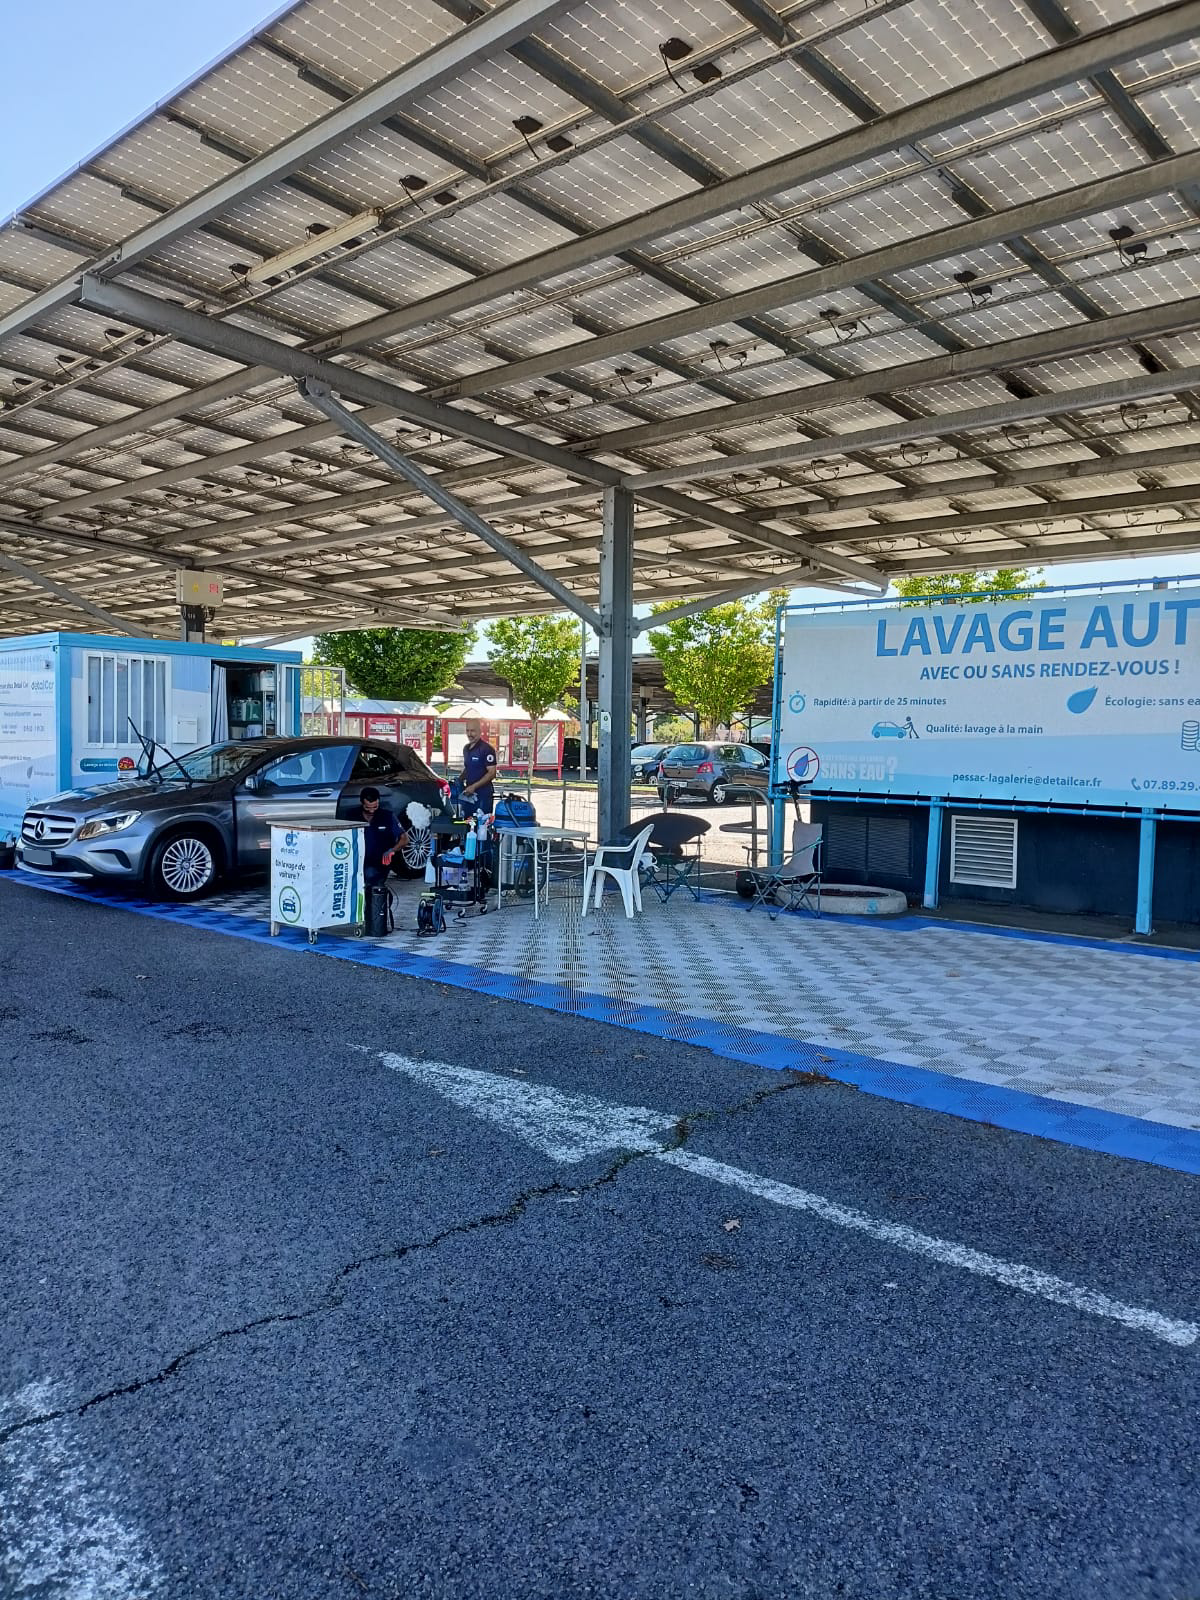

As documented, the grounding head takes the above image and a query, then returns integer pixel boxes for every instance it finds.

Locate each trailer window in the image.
[86,653,168,746]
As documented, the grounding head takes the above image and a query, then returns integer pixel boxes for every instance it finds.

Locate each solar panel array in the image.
[0,0,1197,639]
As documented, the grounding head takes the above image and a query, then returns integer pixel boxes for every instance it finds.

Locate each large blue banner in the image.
[775,586,1200,809]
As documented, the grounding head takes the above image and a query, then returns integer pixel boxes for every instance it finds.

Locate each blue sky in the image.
[0,0,283,220]
[5,0,1192,652]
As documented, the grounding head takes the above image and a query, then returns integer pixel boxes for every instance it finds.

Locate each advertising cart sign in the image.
[270,820,365,941]
[776,585,1200,810]
[0,647,57,833]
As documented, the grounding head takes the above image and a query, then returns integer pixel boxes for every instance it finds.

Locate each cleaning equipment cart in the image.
[270,819,365,943]
[419,816,489,932]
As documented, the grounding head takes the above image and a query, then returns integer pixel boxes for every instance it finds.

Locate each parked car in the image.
[657,742,770,806]
[630,743,669,784]
[561,736,598,773]
[17,736,447,901]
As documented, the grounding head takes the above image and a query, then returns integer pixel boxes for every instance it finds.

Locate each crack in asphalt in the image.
[0,1068,825,1446]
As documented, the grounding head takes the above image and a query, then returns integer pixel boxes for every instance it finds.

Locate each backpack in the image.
[416,891,446,936]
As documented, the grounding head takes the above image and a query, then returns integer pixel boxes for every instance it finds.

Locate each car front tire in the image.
[396,824,432,878]
[147,829,219,901]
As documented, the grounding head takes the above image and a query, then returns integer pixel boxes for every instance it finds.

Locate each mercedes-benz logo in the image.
[34,818,47,840]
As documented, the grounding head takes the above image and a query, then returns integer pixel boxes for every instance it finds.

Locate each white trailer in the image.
[0,631,303,837]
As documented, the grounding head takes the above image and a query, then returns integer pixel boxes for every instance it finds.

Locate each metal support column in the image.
[596,487,634,845]
[924,801,945,910]
[636,697,649,743]
[769,795,784,868]
[180,605,206,643]
[1135,810,1157,935]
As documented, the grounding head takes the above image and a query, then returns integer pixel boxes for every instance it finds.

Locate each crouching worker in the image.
[359,786,408,886]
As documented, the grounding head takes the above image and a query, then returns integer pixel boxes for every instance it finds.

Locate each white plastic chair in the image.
[582,824,654,919]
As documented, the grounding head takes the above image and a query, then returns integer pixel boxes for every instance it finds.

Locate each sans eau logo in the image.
[330,835,351,861]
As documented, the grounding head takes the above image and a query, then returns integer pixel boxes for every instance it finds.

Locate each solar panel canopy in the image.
[0,0,1198,640]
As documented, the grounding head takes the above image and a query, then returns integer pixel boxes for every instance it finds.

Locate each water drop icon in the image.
[1067,687,1098,714]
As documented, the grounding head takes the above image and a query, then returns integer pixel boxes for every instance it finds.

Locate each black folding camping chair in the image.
[620,811,710,902]
[745,821,823,920]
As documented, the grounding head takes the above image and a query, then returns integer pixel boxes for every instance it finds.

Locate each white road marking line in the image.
[0,1380,165,1598]
[379,1052,675,1162]
[379,1052,1198,1348]
[658,1150,1198,1349]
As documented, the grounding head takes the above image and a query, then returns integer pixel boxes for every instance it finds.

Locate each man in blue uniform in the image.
[359,786,407,886]
[458,718,497,816]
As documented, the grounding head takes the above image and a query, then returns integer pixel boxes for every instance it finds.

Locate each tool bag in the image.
[364,884,394,936]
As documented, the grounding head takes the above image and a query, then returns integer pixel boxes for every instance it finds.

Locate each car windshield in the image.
[142,742,266,781]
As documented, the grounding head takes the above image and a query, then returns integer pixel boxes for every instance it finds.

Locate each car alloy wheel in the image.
[399,825,432,874]
[159,835,215,897]
[710,781,728,806]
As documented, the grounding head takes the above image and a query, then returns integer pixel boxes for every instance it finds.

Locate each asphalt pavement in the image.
[1,875,1198,1600]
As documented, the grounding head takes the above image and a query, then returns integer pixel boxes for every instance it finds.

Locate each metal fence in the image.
[510,778,770,879]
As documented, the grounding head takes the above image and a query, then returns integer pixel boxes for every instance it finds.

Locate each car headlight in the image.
[76,811,141,842]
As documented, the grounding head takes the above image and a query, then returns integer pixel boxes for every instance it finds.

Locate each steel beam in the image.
[24,405,399,514]
[0,0,577,349]
[310,4,1200,354]
[432,162,1200,404]
[770,438,1200,519]
[578,293,1200,457]
[0,516,191,569]
[597,488,635,844]
[299,380,605,632]
[632,365,1200,487]
[882,523,1200,571]
[804,483,1200,546]
[642,487,888,587]
[75,277,621,490]
[632,565,818,633]
[0,549,156,637]
[96,434,1200,576]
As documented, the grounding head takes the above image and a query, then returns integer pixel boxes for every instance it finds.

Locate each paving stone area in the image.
[14,867,1199,1135]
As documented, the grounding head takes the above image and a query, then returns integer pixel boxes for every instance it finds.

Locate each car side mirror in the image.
[242,772,262,793]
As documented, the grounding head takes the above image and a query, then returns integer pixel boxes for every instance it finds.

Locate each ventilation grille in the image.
[950,815,1018,889]
[868,815,913,878]
[825,813,913,882]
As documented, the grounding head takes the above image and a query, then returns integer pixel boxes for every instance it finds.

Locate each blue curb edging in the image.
[8,870,1200,1176]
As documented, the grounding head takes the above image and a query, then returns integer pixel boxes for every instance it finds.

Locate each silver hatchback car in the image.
[18,736,447,900]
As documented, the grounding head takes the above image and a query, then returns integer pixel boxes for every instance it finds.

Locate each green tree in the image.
[651,714,694,747]
[894,568,1045,605]
[646,594,780,736]
[487,615,582,789]
[313,626,473,702]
